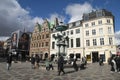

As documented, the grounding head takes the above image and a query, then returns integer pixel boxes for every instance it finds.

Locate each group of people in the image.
[72,57,87,71]
[109,55,120,73]
[6,52,120,76]
[31,55,65,76]
[30,54,40,69]
[45,58,54,71]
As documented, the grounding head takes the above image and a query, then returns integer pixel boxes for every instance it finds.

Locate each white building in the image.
[50,9,116,63]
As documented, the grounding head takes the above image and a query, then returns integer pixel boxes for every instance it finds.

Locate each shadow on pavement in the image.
[65,70,76,74]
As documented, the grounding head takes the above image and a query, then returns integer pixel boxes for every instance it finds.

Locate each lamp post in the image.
[53,22,68,58]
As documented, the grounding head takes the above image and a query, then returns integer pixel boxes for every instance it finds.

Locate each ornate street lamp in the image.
[53,22,69,58]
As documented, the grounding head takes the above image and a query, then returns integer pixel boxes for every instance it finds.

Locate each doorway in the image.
[92,52,99,63]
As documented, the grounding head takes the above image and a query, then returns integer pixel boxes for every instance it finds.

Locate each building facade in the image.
[18,32,31,60]
[50,9,116,63]
[30,19,52,59]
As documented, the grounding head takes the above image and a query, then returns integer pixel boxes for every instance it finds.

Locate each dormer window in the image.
[75,21,80,26]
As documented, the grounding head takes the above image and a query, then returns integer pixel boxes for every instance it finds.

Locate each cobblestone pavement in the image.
[0,61,120,80]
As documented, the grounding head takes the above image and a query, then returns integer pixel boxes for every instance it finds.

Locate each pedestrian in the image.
[57,55,65,76]
[117,56,120,72]
[31,54,35,69]
[35,54,40,69]
[6,53,12,70]
[115,55,120,72]
[73,58,78,71]
[80,58,85,70]
[49,58,54,70]
[45,58,50,71]
[99,56,104,66]
[110,56,117,72]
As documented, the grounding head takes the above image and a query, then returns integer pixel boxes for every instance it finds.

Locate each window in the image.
[84,15,89,21]
[99,28,103,34]
[71,39,73,48]
[42,42,44,47]
[67,31,69,35]
[91,22,95,26]
[100,38,104,45]
[85,23,89,27]
[72,22,75,26]
[75,21,80,26]
[108,27,112,34]
[76,38,80,47]
[46,42,49,46]
[97,12,102,17]
[44,28,46,32]
[86,30,89,36]
[107,19,110,23]
[93,39,97,46]
[76,29,80,34]
[92,29,96,35]
[52,42,55,49]
[98,20,102,24]
[109,37,113,45]
[39,43,41,47]
[86,40,90,46]
[63,32,66,36]
[70,30,73,35]
[67,39,69,48]
[39,35,41,39]
[42,35,44,39]
[46,34,49,38]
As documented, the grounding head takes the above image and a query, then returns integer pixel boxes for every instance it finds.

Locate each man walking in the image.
[58,55,65,76]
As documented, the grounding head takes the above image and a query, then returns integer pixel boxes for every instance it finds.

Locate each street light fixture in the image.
[53,22,68,58]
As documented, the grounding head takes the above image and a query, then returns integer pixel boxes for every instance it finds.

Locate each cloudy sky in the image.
[0,0,120,44]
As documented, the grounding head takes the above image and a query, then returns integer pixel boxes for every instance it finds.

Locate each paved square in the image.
[0,61,120,80]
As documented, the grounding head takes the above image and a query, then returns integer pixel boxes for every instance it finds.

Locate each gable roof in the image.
[36,22,42,31]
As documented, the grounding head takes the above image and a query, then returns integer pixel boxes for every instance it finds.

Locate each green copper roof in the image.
[48,21,54,29]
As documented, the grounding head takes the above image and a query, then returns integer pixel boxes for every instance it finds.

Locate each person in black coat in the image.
[58,55,65,76]
[31,54,35,69]
[6,53,12,70]
[35,54,40,69]
[73,58,78,71]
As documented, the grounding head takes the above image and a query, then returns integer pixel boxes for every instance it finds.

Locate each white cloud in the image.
[65,2,94,23]
[32,17,44,25]
[115,31,120,45]
[0,0,43,36]
[47,13,65,24]
[0,36,9,41]
[0,0,65,36]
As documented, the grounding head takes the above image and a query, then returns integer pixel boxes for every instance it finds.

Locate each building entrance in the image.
[92,52,99,63]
